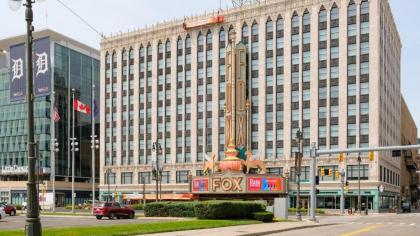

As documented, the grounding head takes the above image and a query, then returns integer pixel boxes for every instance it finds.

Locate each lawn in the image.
[0,219,260,236]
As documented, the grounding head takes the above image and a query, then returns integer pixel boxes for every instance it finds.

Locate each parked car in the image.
[402,202,411,213]
[0,207,6,220]
[0,203,16,216]
[93,202,135,220]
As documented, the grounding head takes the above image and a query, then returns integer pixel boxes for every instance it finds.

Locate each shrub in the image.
[145,202,196,217]
[252,211,274,222]
[65,204,72,210]
[132,204,144,210]
[15,204,22,210]
[194,201,266,220]
[288,208,325,214]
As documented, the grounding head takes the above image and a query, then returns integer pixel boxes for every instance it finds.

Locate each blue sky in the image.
[1,0,419,132]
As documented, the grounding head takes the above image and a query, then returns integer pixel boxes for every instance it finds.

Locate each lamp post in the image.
[51,138,59,213]
[295,128,303,221]
[152,141,162,202]
[70,87,79,214]
[90,83,99,213]
[8,0,46,234]
[340,169,346,215]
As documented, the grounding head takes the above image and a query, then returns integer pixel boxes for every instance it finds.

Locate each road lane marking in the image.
[410,223,416,226]
[340,225,384,236]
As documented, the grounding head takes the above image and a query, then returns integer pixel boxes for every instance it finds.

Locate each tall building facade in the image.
[0,29,100,206]
[100,0,404,211]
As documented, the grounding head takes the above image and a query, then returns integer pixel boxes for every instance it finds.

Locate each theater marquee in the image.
[192,173,286,194]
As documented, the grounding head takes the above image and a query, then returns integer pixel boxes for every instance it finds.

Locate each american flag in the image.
[53,106,60,122]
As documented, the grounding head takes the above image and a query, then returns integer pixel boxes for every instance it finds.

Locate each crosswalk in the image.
[346,222,418,227]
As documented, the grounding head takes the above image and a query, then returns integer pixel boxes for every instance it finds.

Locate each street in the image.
[267,212,420,236]
[0,214,176,230]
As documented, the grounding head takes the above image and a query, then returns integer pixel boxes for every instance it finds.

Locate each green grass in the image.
[40,212,92,216]
[0,219,260,236]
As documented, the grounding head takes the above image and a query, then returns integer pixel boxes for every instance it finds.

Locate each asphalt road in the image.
[266,212,420,236]
[0,214,176,230]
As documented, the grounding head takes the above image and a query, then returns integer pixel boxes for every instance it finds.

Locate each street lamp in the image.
[70,137,79,214]
[51,138,59,213]
[9,0,46,235]
[152,141,162,202]
[295,128,303,221]
[339,169,346,215]
[90,134,99,213]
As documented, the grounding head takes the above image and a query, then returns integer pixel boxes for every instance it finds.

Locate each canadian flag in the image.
[73,99,91,115]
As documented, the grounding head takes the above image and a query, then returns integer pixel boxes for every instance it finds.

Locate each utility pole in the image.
[141,176,146,206]
[91,84,99,213]
[70,88,79,213]
[152,141,162,202]
[106,168,111,202]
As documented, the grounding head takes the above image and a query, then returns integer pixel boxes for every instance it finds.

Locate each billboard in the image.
[247,177,283,193]
[33,37,51,96]
[192,177,209,192]
[9,43,26,101]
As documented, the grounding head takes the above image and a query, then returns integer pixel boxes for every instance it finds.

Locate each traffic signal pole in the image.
[309,143,420,222]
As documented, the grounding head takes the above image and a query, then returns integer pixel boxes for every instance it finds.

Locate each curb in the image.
[238,223,338,236]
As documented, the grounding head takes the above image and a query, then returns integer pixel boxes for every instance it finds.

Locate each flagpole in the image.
[91,83,96,214]
[71,88,75,214]
[51,91,55,213]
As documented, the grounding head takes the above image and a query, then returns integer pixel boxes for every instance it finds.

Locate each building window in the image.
[121,172,133,184]
[138,172,151,184]
[290,166,310,182]
[347,165,369,180]
[105,172,116,184]
[267,167,283,175]
[176,170,189,183]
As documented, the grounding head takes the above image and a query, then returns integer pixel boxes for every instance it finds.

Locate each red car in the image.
[93,202,135,220]
[0,203,16,216]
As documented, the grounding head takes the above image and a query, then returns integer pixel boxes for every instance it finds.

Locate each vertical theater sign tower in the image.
[192,32,287,199]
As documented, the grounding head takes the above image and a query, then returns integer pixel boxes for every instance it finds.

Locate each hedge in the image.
[252,211,274,222]
[144,202,196,217]
[194,201,266,220]
[132,204,144,210]
[288,208,325,214]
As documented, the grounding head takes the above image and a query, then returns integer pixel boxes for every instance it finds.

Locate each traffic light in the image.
[335,170,340,179]
[369,151,374,161]
[328,168,333,177]
[339,153,344,162]
[152,168,157,180]
[320,168,325,177]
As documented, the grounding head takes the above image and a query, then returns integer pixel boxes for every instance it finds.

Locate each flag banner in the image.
[33,37,51,97]
[9,43,26,101]
[74,99,91,114]
[53,106,60,122]
[93,99,99,118]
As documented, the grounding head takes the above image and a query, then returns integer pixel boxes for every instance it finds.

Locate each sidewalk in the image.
[141,221,334,236]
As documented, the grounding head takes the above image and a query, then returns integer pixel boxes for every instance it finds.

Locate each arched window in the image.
[122,49,128,60]
[266,18,273,33]
[303,10,311,26]
[105,52,110,64]
[112,51,117,63]
[147,43,152,56]
[219,27,225,43]
[319,6,327,23]
[198,33,204,46]
[292,12,299,28]
[242,23,249,38]
[185,34,191,49]
[165,40,171,52]
[251,21,258,36]
[206,30,212,43]
[139,45,145,58]
[361,0,369,15]
[228,25,234,42]
[129,48,134,60]
[177,36,183,50]
[331,3,339,20]
[348,0,357,17]
[158,41,163,54]
[276,16,284,31]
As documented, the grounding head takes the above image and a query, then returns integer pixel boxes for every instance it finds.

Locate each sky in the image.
[1,0,419,131]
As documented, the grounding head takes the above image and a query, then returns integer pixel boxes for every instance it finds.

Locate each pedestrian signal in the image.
[328,168,333,177]
[320,168,325,176]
